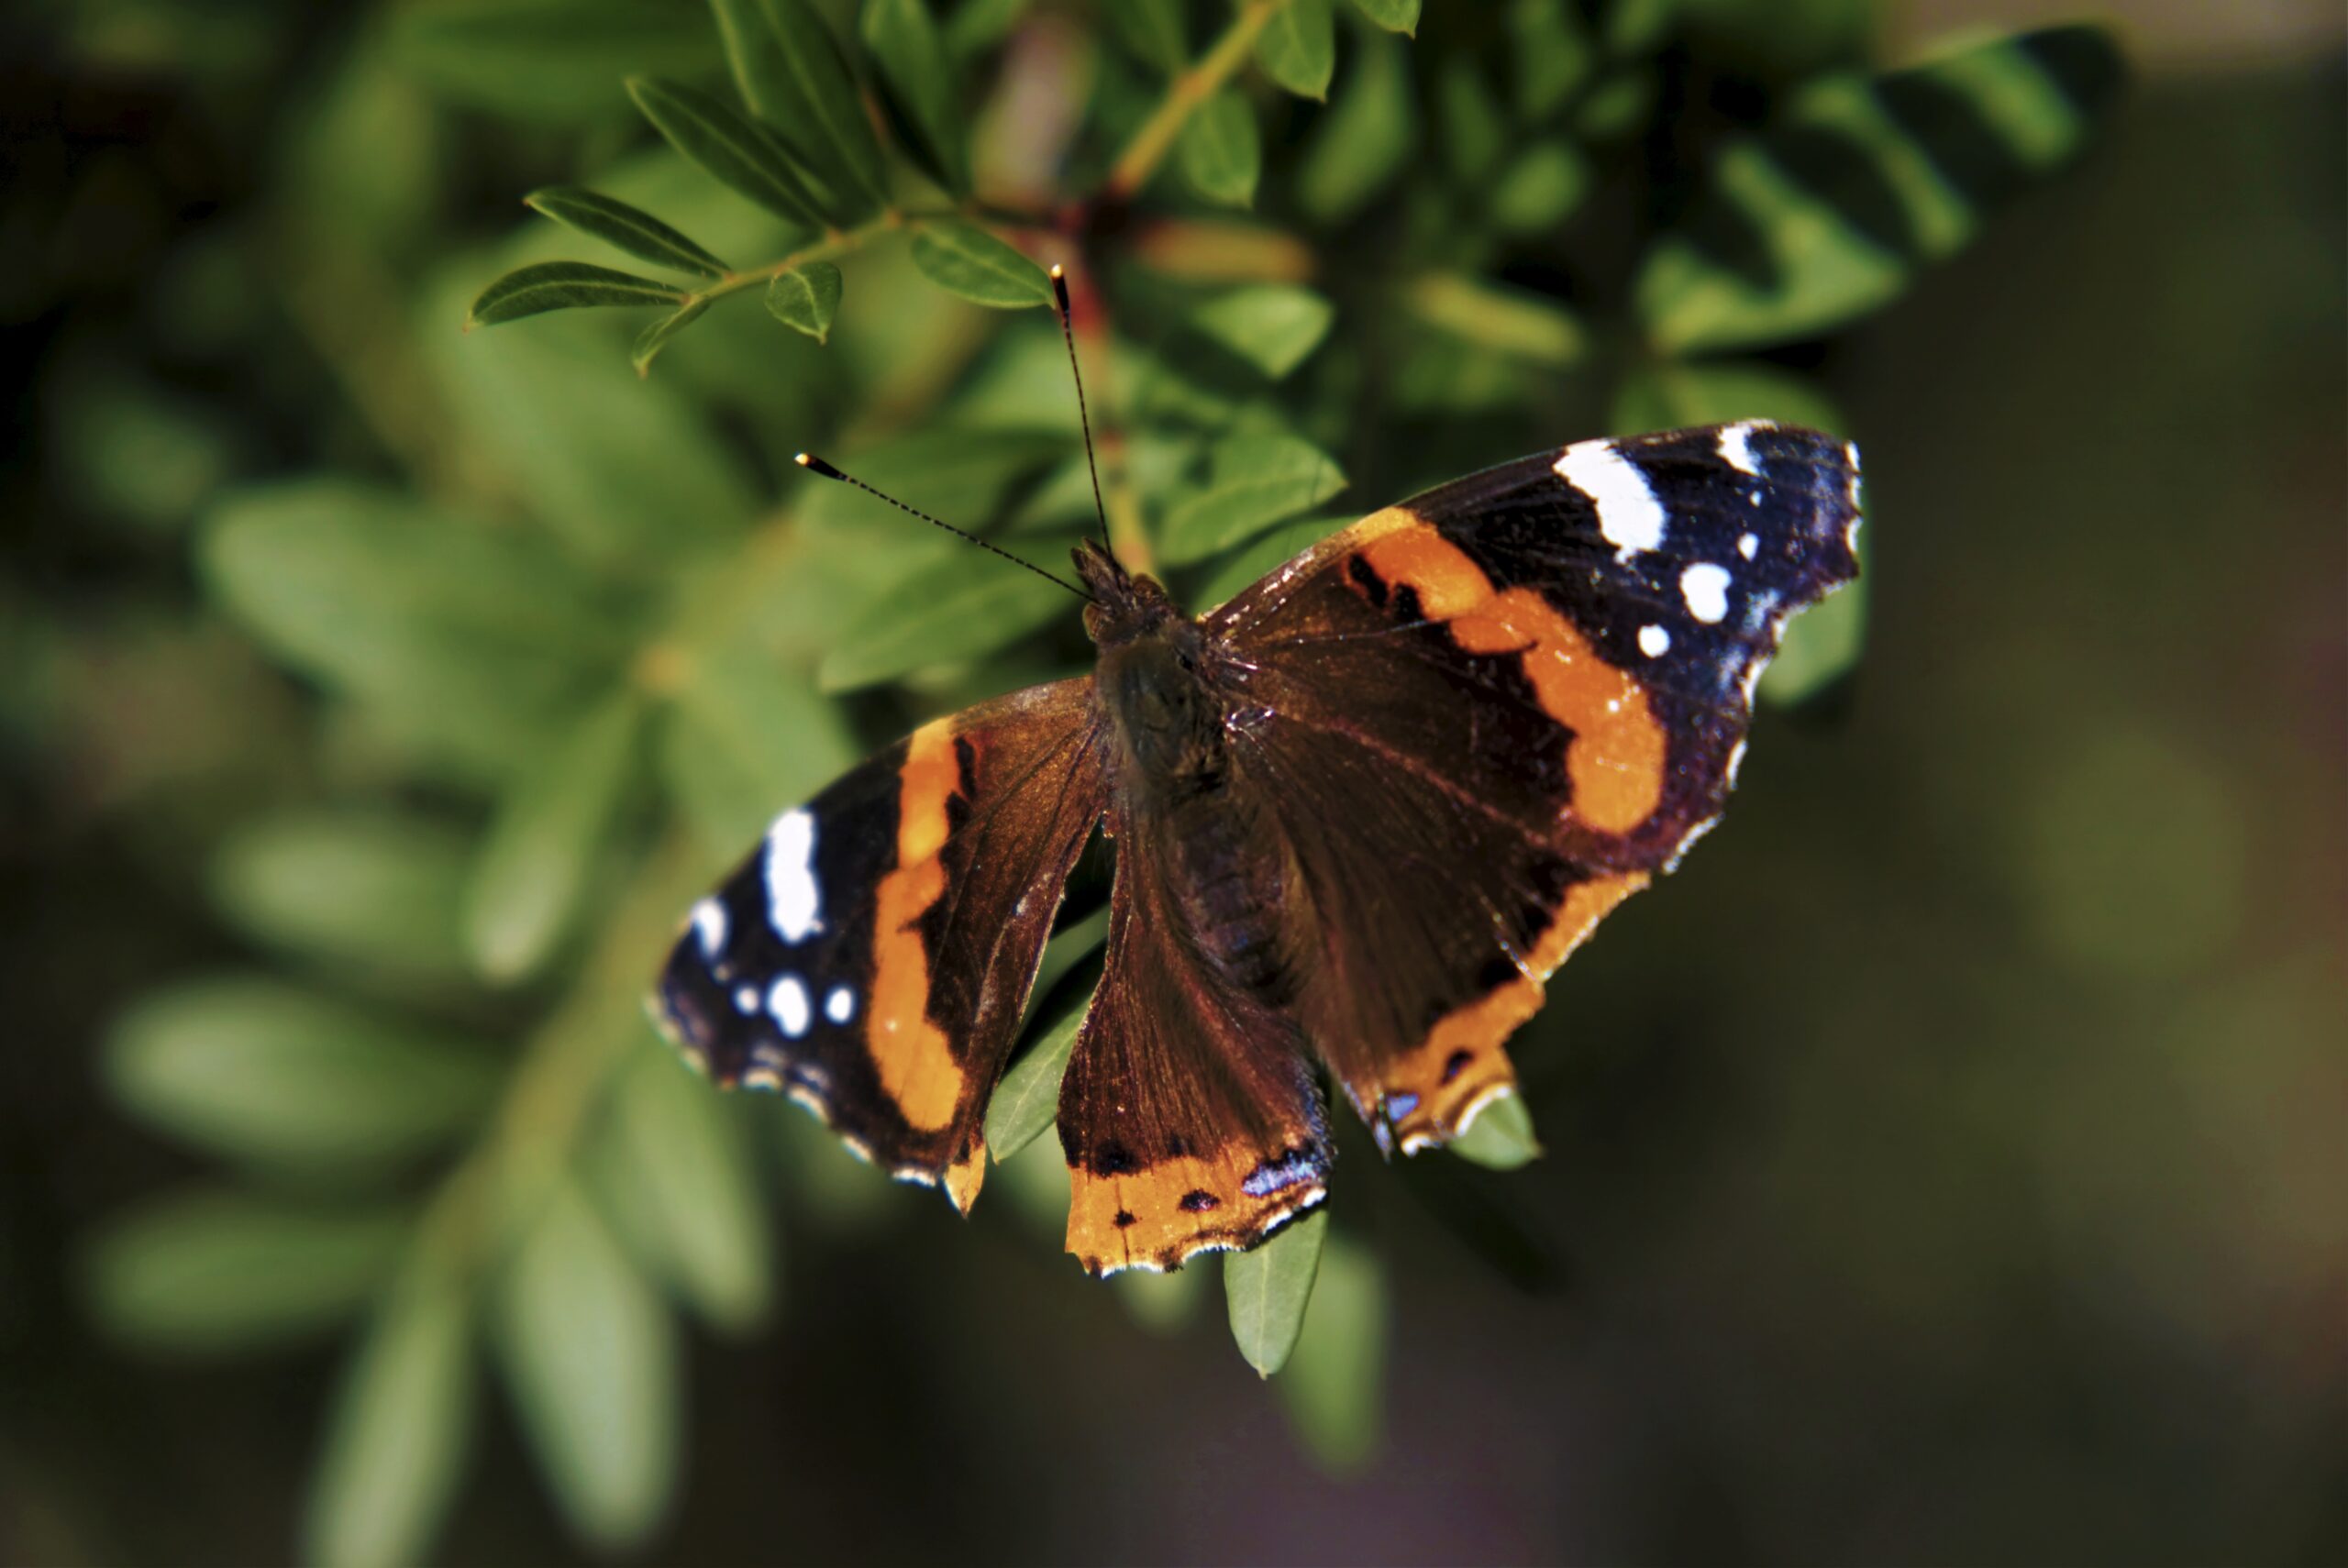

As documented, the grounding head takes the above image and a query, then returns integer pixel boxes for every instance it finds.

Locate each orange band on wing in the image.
[1383,871,1649,1151]
[1067,1145,1325,1276]
[1357,525,1667,835]
[867,718,968,1136]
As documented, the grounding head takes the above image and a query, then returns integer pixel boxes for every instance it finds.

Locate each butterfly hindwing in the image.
[1211,422,1862,1151]
[655,679,1105,1209]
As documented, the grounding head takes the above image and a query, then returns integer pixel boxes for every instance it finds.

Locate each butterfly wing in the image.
[1054,799,1332,1275]
[655,679,1106,1210]
[1209,423,1862,1152]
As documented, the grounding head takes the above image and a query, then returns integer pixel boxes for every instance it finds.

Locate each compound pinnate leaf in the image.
[631,298,711,377]
[209,809,477,982]
[306,1267,473,1568]
[709,0,891,216]
[908,221,1054,308]
[1178,87,1260,208]
[522,186,729,278]
[106,977,499,1170]
[766,260,843,342]
[1347,0,1418,33]
[1445,1091,1542,1169]
[495,1182,678,1550]
[1224,1208,1326,1377]
[983,994,1089,1161]
[463,695,647,983]
[87,1192,408,1354]
[468,262,684,327]
[817,538,1080,690]
[1254,0,1335,100]
[1635,24,2122,354]
[1274,1231,1388,1471]
[1189,284,1335,379]
[626,76,829,228]
[1158,433,1347,565]
[861,0,970,194]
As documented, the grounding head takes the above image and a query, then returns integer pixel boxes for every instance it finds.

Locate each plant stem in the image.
[1103,0,1289,202]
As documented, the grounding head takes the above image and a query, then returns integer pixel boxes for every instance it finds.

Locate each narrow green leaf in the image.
[210,809,477,981]
[1254,0,1335,99]
[1446,1092,1543,1169]
[462,695,646,983]
[1116,1263,1207,1333]
[598,1043,773,1332]
[908,220,1054,308]
[468,262,682,328]
[106,977,499,1169]
[1274,1231,1387,1471]
[523,186,729,278]
[1105,0,1187,72]
[709,0,892,216]
[1224,1209,1327,1377]
[1508,0,1594,119]
[631,297,711,376]
[1604,0,1677,56]
[305,1267,473,1568]
[626,76,829,228]
[1159,434,1347,566]
[766,260,843,341]
[659,644,857,856]
[1189,285,1334,380]
[494,1182,678,1550]
[1177,87,1261,209]
[1296,25,1414,225]
[1635,24,2122,354]
[1347,0,1419,33]
[817,539,1080,690]
[860,0,970,193]
[983,995,1089,1161]
[87,1192,407,1354]
[1575,67,1654,139]
[1404,271,1589,369]
[389,0,719,126]
[1437,58,1507,181]
[1489,139,1591,234]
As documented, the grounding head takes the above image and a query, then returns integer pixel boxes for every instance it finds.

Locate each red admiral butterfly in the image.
[656,291,1862,1276]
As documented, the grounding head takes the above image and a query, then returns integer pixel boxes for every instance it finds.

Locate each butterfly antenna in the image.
[1049,264,1112,555]
[795,453,1090,600]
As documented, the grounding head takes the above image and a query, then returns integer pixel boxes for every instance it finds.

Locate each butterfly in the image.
[653,394,1862,1276]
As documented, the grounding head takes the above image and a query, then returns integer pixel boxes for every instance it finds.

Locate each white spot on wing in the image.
[733,985,759,1014]
[763,808,822,944]
[825,986,855,1025]
[1738,532,1759,559]
[1638,624,1672,657]
[1719,422,1762,476]
[1555,439,1666,558]
[1680,562,1733,624]
[691,898,727,958]
[769,975,811,1038]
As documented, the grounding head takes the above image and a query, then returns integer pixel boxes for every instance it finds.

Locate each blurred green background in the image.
[2,0,2341,1562]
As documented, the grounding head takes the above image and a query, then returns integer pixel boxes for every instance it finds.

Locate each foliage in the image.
[73,0,2121,1561]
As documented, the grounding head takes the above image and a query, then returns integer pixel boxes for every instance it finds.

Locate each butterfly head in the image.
[1074,538,1180,648]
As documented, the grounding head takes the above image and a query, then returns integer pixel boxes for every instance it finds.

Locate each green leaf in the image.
[1437,58,1507,181]
[659,643,857,855]
[1105,0,1186,72]
[1508,0,1594,119]
[1347,0,1418,34]
[210,809,477,981]
[106,977,499,1170]
[1635,24,2123,354]
[1575,67,1654,139]
[467,262,683,328]
[1274,1231,1387,1471]
[946,0,1030,58]
[1445,1092,1543,1169]
[1404,271,1589,369]
[983,994,1089,1161]
[1177,87,1261,209]
[597,1043,773,1332]
[631,297,711,376]
[908,220,1054,308]
[1159,433,1347,565]
[626,76,830,228]
[1224,1209,1326,1377]
[1191,514,1346,611]
[1604,0,1677,56]
[389,0,719,126]
[462,694,645,983]
[1296,25,1414,225]
[87,1192,407,1354]
[495,1182,678,1550]
[767,260,843,342]
[817,539,1080,690]
[522,186,729,278]
[305,1266,474,1568]
[1189,284,1335,380]
[709,0,892,217]
[1489,139,1592,234]
[861,0,970,193]
[1254,0,1335,99]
